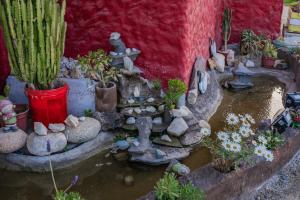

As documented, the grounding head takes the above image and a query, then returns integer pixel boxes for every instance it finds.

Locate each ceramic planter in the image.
[262,56,276,68]
[95,81,117,112]
[26,84,68,127]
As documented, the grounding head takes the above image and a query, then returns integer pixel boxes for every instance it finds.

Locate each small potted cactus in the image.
[0,0,68,126]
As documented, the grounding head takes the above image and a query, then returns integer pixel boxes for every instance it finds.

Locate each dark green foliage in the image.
[152,80,161,90]
[263,130,285,150]
[180,183,205,200]
[164,79,187,110]
[113,133,128,142]
[84,109,93,117]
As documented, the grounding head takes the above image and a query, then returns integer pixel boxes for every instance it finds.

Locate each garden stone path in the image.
[249,148,300,200]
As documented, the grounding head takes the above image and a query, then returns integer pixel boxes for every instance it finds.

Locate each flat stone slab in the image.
[0,132,116,172]
[152,136,183,148]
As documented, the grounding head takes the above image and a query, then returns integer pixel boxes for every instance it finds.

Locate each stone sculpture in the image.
[227,62,255,89]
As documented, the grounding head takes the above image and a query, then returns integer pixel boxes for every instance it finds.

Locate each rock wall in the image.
[0,0,283,92]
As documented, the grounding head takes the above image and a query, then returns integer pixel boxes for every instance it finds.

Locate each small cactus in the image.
[222,8,232,51]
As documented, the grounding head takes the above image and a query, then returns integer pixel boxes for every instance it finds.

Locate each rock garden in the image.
[0,1,300,200]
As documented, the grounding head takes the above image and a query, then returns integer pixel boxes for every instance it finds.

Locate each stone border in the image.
[139,128,300,200]
[0,132,115,172]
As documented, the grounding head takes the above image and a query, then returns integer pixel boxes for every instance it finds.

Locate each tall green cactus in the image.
[222,8,232,52]
[0,0,67,90]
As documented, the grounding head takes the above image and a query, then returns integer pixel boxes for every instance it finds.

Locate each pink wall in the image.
[0,0,283,92]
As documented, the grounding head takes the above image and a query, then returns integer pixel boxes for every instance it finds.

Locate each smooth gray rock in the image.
[167,118,188,137]
[34,122,48,136]
[153,117,163,125]
[64,117,101,143]
[199,120,211,129]
[64,115,79,128]
[27,132,67,156]
[180,131,204,146]
[161,135,172,143]
[48,123,65,133]
[171,106,192,118]
[126,117,136,125]
[0,129,27,154]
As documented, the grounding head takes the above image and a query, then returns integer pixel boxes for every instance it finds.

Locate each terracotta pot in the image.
[262,56,276,68]
[95,81,117,112]
[0,104,29,132]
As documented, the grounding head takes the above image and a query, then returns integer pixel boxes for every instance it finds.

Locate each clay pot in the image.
[0,104,29,132]
[262,56,276,68]
[95,81,117,112]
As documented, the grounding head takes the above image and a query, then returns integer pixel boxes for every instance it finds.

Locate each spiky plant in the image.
[222,8,232,51]
[0,0,67,90]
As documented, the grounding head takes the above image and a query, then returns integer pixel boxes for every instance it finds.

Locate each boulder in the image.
[0,129,27,153]
[34,122,48,136]
[180,131,204,146]
[64,117,101,143]
[64,115,79,128]
[48,123,65,133]
[167,118,188,137]
[27,132,67,156]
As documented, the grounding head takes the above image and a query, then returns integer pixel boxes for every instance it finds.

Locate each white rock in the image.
[34,122,48,136]
[167,117,189,137]
[127,109,134,115]
[245,60,255,68]
[199,120,211,129]
[128,99,135,104]
[161,134,172,143]
[146,106,156,113]
[134,108,142,114]
[64,115,79,128]
[133,86,140,98]
[48,123,65,133]
[171,106,192,118]
[153,117,163,125]
[158,105,165,112]
[126,117,136,125]
[147,97,155,103]
[79,117,86,122]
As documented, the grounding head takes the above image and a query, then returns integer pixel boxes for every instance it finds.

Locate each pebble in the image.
[161,135,172,143]
[146,106,156,113]
[153,117,163,125]
[79,117,86,122]
[147,97,155,103]
[134,108,142,114]
[128,99,135,104]
[124,175,134,186]
[158,105,165,112]
[105,153,110,158]
[126,117,136,125]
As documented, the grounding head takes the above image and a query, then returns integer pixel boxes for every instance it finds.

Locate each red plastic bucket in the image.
[26,84,68,127]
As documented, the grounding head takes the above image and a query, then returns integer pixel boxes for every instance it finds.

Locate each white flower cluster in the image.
[217,131,241,153]
[252,135,274,162]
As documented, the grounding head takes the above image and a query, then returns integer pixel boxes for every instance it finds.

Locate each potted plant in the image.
[164,79,187,122]
[78,49,118,112]
[219,8,234,66]
[262,40,278,68]
[202,113,276,173]
[0,0,68,126]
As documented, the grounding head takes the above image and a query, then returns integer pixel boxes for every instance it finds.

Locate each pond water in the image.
[0,76,285,200]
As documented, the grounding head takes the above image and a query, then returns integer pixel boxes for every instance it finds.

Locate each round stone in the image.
[64,117,101,143]
[124,175,134,186]
[0,129,27,154]
[27,132,67,156]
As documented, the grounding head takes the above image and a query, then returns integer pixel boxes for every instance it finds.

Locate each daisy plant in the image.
[202,113,276,173]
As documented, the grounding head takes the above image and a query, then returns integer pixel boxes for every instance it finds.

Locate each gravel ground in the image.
[251,149,300,200]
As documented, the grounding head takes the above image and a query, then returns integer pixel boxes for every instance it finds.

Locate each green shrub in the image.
[152,80,162,90]
[53,191,84,200]
[164,79,187,109]
[84,109,93,117]
[263,130,285,150]
[180,183,205,200]
[155,173,180,200]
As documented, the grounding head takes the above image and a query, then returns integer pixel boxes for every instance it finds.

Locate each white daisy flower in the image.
[242,120,251,128]
[239,126,250,138]
[258,135,268,145]
[230,143,241,152]
[217,131,229,141]
[264,150,274,162]
[226,113,239,125]
[249,129,255,136]
[252,140,258,146]
[231,132,242,143]
[245,114,255,124]
[201,128,211,137]
[254,145,267,157]
[222,141,232,151]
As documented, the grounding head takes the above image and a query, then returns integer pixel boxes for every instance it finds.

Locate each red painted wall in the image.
[0,27,10,95]
[0,0,283,92]
[225,0,284,43]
